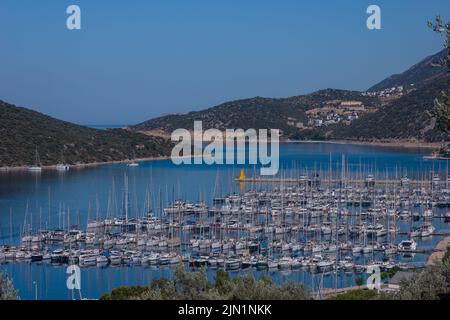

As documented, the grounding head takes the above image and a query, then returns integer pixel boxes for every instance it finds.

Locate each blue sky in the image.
[0,0,448,124]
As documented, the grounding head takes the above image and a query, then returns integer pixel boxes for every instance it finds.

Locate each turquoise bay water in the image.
[0,143,448,299]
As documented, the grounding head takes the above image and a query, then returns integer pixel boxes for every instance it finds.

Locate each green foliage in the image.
[427,16,450,68]
[354,277,364,287]
[381,266,402,280]
[333,249,450,301]
[0,272,19,300]
[173,265,211,300]
[100,265,312,300]
[433,89,450,135]
[100,285,149,300]
[427,16,450,139]
[329,289,379,300]
[395,260,450,300]
[100,259,450,301]
[0,101,173,167]
[443,247,450,264]
[214,269,232,296]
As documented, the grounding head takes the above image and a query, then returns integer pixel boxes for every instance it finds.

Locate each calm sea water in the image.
[0,143,448,299]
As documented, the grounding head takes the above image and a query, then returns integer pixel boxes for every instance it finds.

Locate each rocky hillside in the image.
[133,49,449,143]
[368,49,447,92]
[133,89,380,138]
[317,72,450,142]
[0,101,173,167]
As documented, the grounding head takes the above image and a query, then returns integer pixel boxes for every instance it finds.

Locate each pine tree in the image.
[428,16,450,135]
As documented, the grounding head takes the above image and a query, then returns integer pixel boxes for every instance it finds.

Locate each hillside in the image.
[133,49,449,144]
[133,89,380,138]
[0,101,173,167]
[368,49,447,92]
[316,72,450,142]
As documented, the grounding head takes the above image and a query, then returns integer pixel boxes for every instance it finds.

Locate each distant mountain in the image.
[0,101,172,167]
[4,49,445,167]
[133,89,380,137]
[368,49,447,92]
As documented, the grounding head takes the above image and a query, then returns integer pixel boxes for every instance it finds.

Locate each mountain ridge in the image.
[368,49,447,92]
[132,49,449,143]
[132,89,381,137]
[2,49,448,168]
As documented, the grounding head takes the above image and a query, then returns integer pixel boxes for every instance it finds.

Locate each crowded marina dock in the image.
[2,168,450,279]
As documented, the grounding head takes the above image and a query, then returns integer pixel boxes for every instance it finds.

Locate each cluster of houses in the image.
[362,85,410,101]
[291,86,412,130]
[297,100,373,129]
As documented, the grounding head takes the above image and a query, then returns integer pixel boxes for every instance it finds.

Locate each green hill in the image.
[317,73,450,142]
[132,89,380,138]
[133,49,449,143]
[0,101,172,167]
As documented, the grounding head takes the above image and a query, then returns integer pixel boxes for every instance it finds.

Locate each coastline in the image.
[0,139,447,172]
[285,139,445,150]
[139,129,446,150]
[0,156,171,172]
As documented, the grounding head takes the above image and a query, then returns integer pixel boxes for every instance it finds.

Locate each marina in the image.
[1,143,450,299]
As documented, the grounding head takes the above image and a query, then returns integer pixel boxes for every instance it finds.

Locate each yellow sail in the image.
[238,169,246,180]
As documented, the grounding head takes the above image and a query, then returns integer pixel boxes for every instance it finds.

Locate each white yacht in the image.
[267,260,278,270]
[420,224,435,237]
[363,245,374,254]
[79,254,97,267]
[127,162,139,167]
[148,253,160,265]
[352,246,363,255]
[317,260,334,273]
[127,151,139,167]
[278,257,293,270]
[96,255,109,265]
[225,258,240,270]
[110,255,122,265]
[169,254,181,265]
[398,239,417,251]
[28,165,42,172]
[423,209,433,221]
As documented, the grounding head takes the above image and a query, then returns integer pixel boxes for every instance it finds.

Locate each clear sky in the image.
[0,0,448,125]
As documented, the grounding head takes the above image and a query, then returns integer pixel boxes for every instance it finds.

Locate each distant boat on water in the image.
[127,162,139,167]
[56,151,70,171]
[56,164,70,171]
[127,151,139,167]
[28,147,42,172]
[28,166,42,172]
